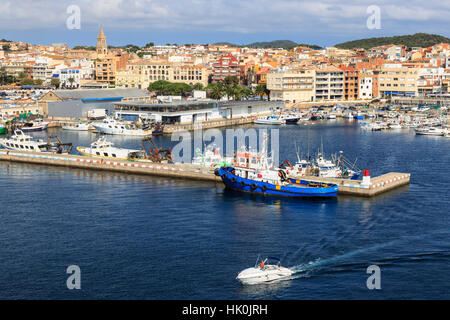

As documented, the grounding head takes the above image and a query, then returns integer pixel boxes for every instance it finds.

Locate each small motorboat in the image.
[236,257,293,285]
[254,115,285,125]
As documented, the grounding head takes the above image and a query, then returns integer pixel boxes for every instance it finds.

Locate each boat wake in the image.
[288,228,450,278]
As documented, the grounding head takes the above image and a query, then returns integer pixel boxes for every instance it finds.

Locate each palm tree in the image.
[254,84,267,100]
[207,83,224,100]
[192,83,204,91]
[68,77,75,88]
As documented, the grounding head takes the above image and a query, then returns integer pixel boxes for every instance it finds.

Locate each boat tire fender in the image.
[231,177,237,183]
[251,184,257,190]
[262,185,268,191]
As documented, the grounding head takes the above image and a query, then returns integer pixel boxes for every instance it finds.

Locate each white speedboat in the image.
[76,136,144,160]
[62,122,92,131]
[236,257,293,285]
[92,117,152,136]
[0,129,72,154]
[254,115,285,125]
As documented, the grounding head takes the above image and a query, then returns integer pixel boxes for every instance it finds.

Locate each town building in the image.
[378,64,419,97]
[314,66,344,101]
[340,66,359,100]
[358,74,373,99]
[210,54,240,83]
[267,68,315,102]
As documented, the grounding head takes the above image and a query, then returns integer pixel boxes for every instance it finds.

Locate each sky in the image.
[1,0,449,48]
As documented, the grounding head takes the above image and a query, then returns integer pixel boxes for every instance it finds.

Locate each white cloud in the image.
[0,0,448,36]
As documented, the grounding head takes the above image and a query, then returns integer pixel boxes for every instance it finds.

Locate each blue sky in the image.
[1,0,449,47]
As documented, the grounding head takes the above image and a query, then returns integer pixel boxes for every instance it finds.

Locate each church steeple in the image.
[96,26,107,57]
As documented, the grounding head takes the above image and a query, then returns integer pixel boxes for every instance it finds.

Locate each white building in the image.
[359,75,373,99]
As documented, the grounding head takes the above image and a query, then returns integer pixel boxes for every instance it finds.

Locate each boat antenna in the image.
[295,140,300,162]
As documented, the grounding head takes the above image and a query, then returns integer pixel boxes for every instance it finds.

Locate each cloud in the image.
[0,0,448,38]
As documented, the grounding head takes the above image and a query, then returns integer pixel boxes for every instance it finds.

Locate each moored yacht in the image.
[0,129,72,154]
[76,136,145,160]
[92,117,152,136]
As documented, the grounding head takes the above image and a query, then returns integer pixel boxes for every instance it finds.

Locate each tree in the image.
[21,78,34,86]
[144,42,154,48]
[222,75,239,87]
[34,79,43,86]
[50,78,60,88]
[207,83,224,100]
[192,83,204,91]
[254,84,268,100]
[68,77,75,88]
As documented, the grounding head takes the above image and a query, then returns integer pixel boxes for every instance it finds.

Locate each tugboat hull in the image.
[216,167,338,198]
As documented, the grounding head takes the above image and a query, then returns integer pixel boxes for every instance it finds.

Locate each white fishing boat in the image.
[415,127,445,136]
[236,257,293,285]
[192,144,233,168]
[76,136,145,160]
[315,152,343,178]
[388,123,402,130]
[20,119,49,132]
[254,115,285,125]
[92,117,152,136]
[62,122,92,131]
[0,129,72,153]
[327,113,337,119]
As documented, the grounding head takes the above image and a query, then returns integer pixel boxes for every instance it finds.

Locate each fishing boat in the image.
[92,117,152,136]
[236,257,293,285]
[414,127,445,136]
[62,122,92,131]
[327,113,337,119]
[254,115,285,125]
[76,136,145,160]
[215,164,338,198]
[0,129,72,154]
[20,119,49,132]
[388,123,402,130]
[192,144,233,168]
[280,113,300,124]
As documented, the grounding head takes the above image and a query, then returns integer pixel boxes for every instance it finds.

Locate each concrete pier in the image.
[0,149,410,197]
[292,172,411,197]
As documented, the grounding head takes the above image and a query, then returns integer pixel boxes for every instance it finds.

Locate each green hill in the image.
[213,40,322,50]
[334,33,450,49]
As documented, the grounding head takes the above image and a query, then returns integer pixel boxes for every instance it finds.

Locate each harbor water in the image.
[0,120,449,299]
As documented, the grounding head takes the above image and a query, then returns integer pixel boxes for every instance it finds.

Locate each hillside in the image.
[334,33,450,49]
[214,40,322,50]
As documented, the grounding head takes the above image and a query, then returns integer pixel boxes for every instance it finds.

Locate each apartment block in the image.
[314,66,344,101]
[378,64,419,97]
[340,66,359,100]
[358,74,373,99]
[267,68,315,102]
[211,54,240,83]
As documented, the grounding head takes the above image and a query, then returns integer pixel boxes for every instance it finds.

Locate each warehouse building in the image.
[38,88,150,119]
[114,100,281,123]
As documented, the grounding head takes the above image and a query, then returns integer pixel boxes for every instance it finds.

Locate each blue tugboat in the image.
[215,167,338,198]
